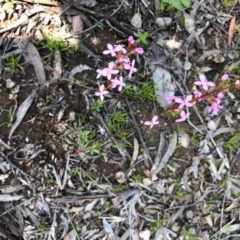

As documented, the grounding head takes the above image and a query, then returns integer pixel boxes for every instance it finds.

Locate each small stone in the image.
[165,39,182,49]
[178,132,190,148]
[139,229,151,240]
[115,171,126,183]
[142,178,152,186]
[0,9,6,21]
[207,120,217,130]
[184,13,195,34]
[6,79,16,89]
[213,54,225,63]
[184,61,192,71]
[15,4,23,10]
[131,13,142,29]
[155,17,172,28]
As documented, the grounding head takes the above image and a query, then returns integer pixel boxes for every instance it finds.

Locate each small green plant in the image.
[150,219,164,232]
[88,141,101,155]
[223,130,240,152]
[75,129,101,156]
[103,200,110,210]
[71,167,81,176]
[41,25,79,51]
[204,195,219,210]
[131,174,144,183]
[222,0,235,7]
[3,0,14,10]
[113,184,127,193]
[46,172,54,186]
[43,34,66,51]
[91,99,105,112]
[94,20,104,30]
[106,107,128,132]
[0,107,15,129]
[77,130,92,145]
[136,32,149,45]
[94,211,102,219]
[159,0,191,11]
[5,55,20,72]
[83,171,97,182]
[180,228,201,240]
[39,222,50,240]
[123,81,156,101]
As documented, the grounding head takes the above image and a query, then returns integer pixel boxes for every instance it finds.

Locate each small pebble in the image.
[207,120,217,130]
[6,79,16,89]
[184,13,195,34]
[142,178,152,186]
[155,17,172,28]
[139,229,151,240]
[11,85,20,95]
[184,61,192,71]
[131,13,142,29]
[0,9,6,21]
[115,171,126,183]
[178,132,190,148]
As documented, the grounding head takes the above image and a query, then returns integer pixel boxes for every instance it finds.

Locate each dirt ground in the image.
[1,0,240,240]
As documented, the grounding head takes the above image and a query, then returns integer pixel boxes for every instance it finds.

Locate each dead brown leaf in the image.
[228,15,236,47]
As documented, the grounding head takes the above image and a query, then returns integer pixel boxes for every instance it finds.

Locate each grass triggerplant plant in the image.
[95,36,144,101]
[95,36,240,130]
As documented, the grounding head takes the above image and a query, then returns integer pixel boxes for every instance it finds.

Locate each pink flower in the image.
[114,44,127,54]
[235,80,240,86]
[194,74,215,91]
[175,95,193,109]
[193,90,203,100]
[208,99,223,115]
[95,84,109,101]
[221,73,228,81]
[103,44,117,57]
[144,115,159,129]
[117,56,130,64]
[175,111,190,122]
[106,62,119,80]
[111,76,126,92]
[134,47,144,54]
[96,68,108,79]
[128,36,135,45]
[124,59,137,79]
[217,92,224,99]
[165,95,176,104]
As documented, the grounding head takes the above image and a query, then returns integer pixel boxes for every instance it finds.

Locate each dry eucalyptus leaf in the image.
[69,64,92,91]
[9,89,37,139]
[131,137,139,166]
[151,131,177,177]
[0,194,24,202]
[19,40,46,87]
[52,49,62,80]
